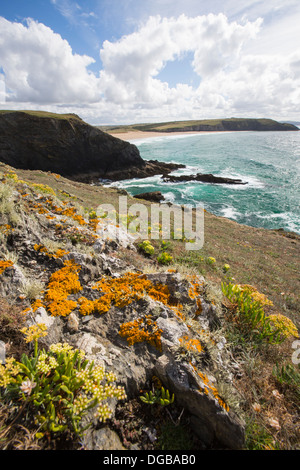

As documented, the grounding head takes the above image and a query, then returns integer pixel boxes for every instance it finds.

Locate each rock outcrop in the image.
[0,169,246,450]
[134,191,166,203]
[0,111,183,183]
[163,173,247,185]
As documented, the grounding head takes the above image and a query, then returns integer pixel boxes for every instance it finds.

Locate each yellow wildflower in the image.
[20,323,48,343]
[267,313,299,340]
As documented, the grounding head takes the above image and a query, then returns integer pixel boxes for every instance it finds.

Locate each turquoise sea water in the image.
[108,131,300,234]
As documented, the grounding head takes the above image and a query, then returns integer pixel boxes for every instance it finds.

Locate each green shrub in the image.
[138,240,155,256]
[140,387,174,406]
[272,362,300,400]
[157,252,173,265]
[221,282,298,344]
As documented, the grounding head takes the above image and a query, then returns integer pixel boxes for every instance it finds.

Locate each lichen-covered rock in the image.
[154,354,245,449]
[0,172,246,450]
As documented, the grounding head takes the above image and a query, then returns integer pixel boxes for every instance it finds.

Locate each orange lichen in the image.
[77,295,112,316]
[34,244,69,259]
[44,260,82,317]
[31,299,44,311]
[190,362,229,412]
[89,217,100,232]
[21,299,45,315]
[0,224,14,235]
[179,335,203,353]
[188,275,204,316]
[188,279,202,299]
[92,273,171,311]
[0,260,14,274]
[119,315,163,351]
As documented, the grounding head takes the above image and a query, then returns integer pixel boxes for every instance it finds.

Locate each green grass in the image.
[0,110,81,121]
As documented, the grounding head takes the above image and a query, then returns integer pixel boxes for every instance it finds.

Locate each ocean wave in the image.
[217,170,265,188]
[242,210,300,234]
[220,206,242,220]
[248,159,277,171]
[162,192,176,203]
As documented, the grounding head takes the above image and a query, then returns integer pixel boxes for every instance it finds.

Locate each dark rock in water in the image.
[134,191,165,203]
[0,111,184,183]
[106,160,185,182]
[163,173,247,185]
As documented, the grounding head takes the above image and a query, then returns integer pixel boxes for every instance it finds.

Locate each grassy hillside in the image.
[0,110,82,121]
[99,118,298,133]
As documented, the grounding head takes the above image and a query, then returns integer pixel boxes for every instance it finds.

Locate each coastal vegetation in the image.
[0,164,300,450]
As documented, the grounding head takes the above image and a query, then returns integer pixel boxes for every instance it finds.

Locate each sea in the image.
[107,130,300,235]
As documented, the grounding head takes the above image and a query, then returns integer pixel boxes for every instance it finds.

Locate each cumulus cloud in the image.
[99,14,262,103]
[0,16,100,103]
[0,13,299,122]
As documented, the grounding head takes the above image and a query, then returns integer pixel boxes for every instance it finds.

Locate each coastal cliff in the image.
[0,111,182,182]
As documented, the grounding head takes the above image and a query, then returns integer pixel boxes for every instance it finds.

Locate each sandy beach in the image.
[107,130,215,141]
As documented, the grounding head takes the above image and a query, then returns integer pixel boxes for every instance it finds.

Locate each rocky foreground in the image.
[0,168,248,450]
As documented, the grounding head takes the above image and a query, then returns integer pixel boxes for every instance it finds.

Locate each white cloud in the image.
[0,17,100,103]
[99,14,262,105]
[0,12,299,123]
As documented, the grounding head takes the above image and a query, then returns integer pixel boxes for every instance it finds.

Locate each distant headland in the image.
[99,117,299,135]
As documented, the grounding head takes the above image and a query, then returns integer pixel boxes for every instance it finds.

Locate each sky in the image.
[0,0,300,125]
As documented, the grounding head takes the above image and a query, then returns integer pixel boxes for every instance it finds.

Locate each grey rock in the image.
[0,340,6,364]
[83,426,125,450]
[154,354,245,449]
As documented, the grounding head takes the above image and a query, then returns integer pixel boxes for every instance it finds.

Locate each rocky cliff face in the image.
[0,112,182,183]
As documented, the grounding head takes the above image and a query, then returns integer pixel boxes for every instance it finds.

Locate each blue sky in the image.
[0,1,300,124]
